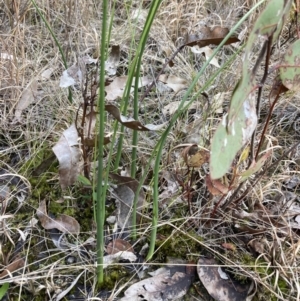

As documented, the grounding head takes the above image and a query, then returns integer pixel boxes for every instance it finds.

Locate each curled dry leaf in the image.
[197,257,254,301]
[158,74,188,93]
[205,175,229,196]
[14,80,39,122]
[105,45,120,76]
[36,200,80,234]
[52,124,82,189]
[105,104,165,131]
[184,26,239,48]
[110,173,145,229]
[106,238,134,255]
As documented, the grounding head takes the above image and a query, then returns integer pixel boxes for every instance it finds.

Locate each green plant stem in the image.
[96,0,108,285]
[30,0,72,103]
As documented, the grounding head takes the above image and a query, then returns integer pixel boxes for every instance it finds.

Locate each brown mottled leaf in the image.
[120,266,194,301]
[197,257,253,301]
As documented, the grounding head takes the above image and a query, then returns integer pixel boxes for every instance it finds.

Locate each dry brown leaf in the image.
[105,104,165,131]
[184,26,239,48]
[205,175,229,196]
[52,124,82,190]
[0,257,25,279]
[36,200,80,234]
[106,239,134,255]
[14,80,39,122]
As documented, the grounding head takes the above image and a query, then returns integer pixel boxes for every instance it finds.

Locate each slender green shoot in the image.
[96,0,108,285]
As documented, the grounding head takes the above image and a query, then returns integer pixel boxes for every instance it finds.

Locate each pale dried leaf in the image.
[105,76,151,101]
[158,74,188,93]
[59,55,96,88]
[14,80,38,122]
[52,124,81,189]
[41,68,55,80]
[36,200,80,234]
[103,251,137,268]
[191,46,220,68]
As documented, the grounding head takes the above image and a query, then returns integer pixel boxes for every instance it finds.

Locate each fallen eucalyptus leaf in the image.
[52,124,81,189]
